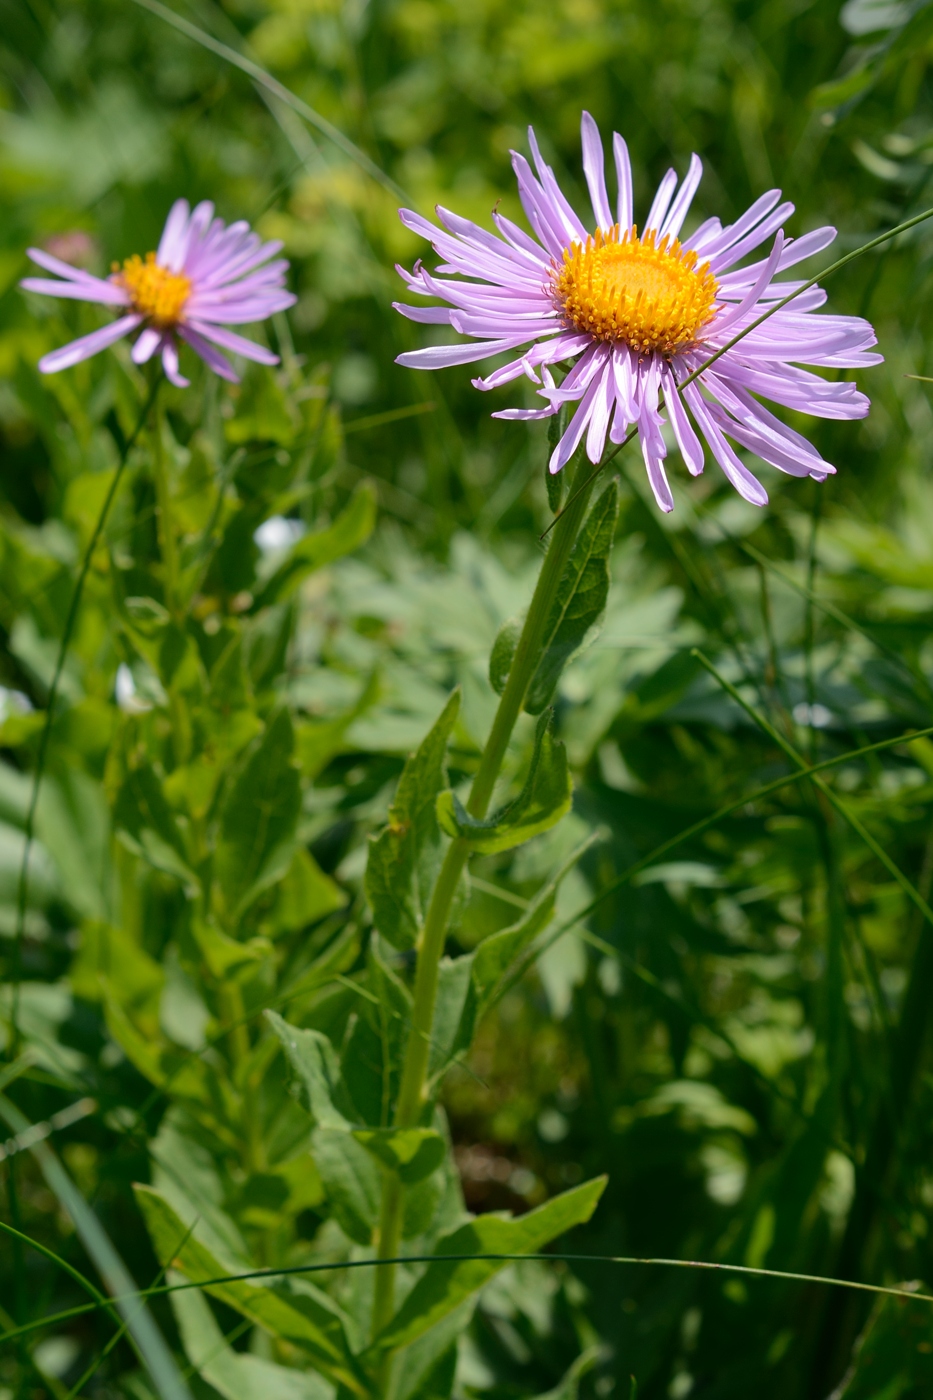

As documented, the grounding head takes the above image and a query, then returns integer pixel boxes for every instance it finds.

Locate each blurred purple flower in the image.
[394,113,881,512]
[22,200,296,388]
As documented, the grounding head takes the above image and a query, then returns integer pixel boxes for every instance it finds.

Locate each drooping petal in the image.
[131,327,163,365]
[178,324,238,382]
[185,319,279,365]
[161,337,190,388]
[38,314,142,373]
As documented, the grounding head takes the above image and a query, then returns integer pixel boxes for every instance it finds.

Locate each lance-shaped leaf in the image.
[527,481,618,713]
[266,1010,352,1129]
[114,764,200,895]
[436,710,571,856]
[367,1176,607,1356]
[253,484,376,609]
[169,1279,332,1400]
[135,1186,370,1397]
[493,482,617,714]
[365,690,460,949]
[215,709,302,921]
[353,1127,446,1184]
[311,1127,381,1245]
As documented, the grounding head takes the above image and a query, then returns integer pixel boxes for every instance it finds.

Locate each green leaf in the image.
[264,845,346,936]
[266,1010,352,1129]
[471,838,594,1014]
[525,481,619,715]
[395,1299,474,1400]
[215,709,302,921]
[254,484,376,609]
[436,710,571,855]
[365,690,460,949]
[428,954,476,1082]
[488,617,520,697]
[352,1127,446,1184]
[134,1186,368,1396]
[114,764,199,895]
[368,1176,607,1355]
[170,1280,333,1400]
[311,1126,381,1245]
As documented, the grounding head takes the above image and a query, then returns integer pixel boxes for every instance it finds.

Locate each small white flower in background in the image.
[254,515,306,553]
[115,663,154,715]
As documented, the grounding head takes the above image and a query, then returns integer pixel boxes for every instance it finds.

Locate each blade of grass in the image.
[692,650,933,932]
[130,0,405,201]
[0,1095,192,1400]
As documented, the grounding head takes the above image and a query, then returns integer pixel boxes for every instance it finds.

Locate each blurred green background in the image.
[4,0,933,1396]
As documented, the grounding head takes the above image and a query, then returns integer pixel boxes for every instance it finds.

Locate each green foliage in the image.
[4,0,933,1398]
[437,710,572,854]
[365,691,460,948]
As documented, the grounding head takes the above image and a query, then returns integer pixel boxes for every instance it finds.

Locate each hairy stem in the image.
[369,451,597,1364]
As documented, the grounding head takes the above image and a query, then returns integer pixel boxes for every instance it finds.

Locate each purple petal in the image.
[185,319,279,365]
[682,383,769,506]
[660,155,703,241]
[581,111,613,231]
[178,324,238,382]
[162,338,190,388]
[397,335,536,371]
[38,314,142,373]
[645,168,678,233]
[157,200,192,272]
[613,133,634,230]
[132,327,163,365]
[662,366,704,476]
[20,276,129,306]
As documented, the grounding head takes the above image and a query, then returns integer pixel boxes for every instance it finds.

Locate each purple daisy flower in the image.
[22,200,296,388]
[394,113,881,512]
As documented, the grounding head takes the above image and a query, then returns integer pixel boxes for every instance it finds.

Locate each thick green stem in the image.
[369,454,598,1367]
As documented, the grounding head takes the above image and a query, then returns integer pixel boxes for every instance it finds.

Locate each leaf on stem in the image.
[365,690,460,949]
[488,482,618,712]
[436,710,571,855]
[215,709,302,922]
[353,1127,446,1184]
[367,1175,607,1355]
[135,1186,367,1394]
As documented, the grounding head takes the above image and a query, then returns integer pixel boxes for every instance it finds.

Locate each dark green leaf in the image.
[134,1186,367,1395]
[352,1127,446,1184]
[489,617,520,697]
[311,1126,381,1245]
[436,710,571,855]
[368,1176,607,1355]
[215,709,302,920]
[525,481,619,715]
[266,1011,352,1130]
[365,690,460,949]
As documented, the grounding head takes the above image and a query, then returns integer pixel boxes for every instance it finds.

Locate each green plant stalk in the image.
[369,452,597,1359]
[151,399,192,764]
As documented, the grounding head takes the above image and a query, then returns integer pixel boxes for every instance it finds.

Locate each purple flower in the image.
[22,200,296,388]
[394,113,881,512]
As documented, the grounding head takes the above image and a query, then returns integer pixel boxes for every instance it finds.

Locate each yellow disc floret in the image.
[554,224,718,355]
[116,252,191,327]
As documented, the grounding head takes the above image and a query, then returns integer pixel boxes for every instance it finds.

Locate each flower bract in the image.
[22,200,296,387]
[394,113,882,512]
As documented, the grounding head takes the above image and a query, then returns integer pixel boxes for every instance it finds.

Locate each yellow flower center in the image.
[116,252,191,327]
[554,225,718,355]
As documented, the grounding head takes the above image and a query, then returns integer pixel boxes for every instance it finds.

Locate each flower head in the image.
[22,200,296,388]
[394,113,881,512]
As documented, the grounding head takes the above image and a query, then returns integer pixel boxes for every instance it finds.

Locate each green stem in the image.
[369,453,598,1362]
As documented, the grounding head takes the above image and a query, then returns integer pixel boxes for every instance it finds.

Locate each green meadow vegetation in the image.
[3,0,933,1397]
